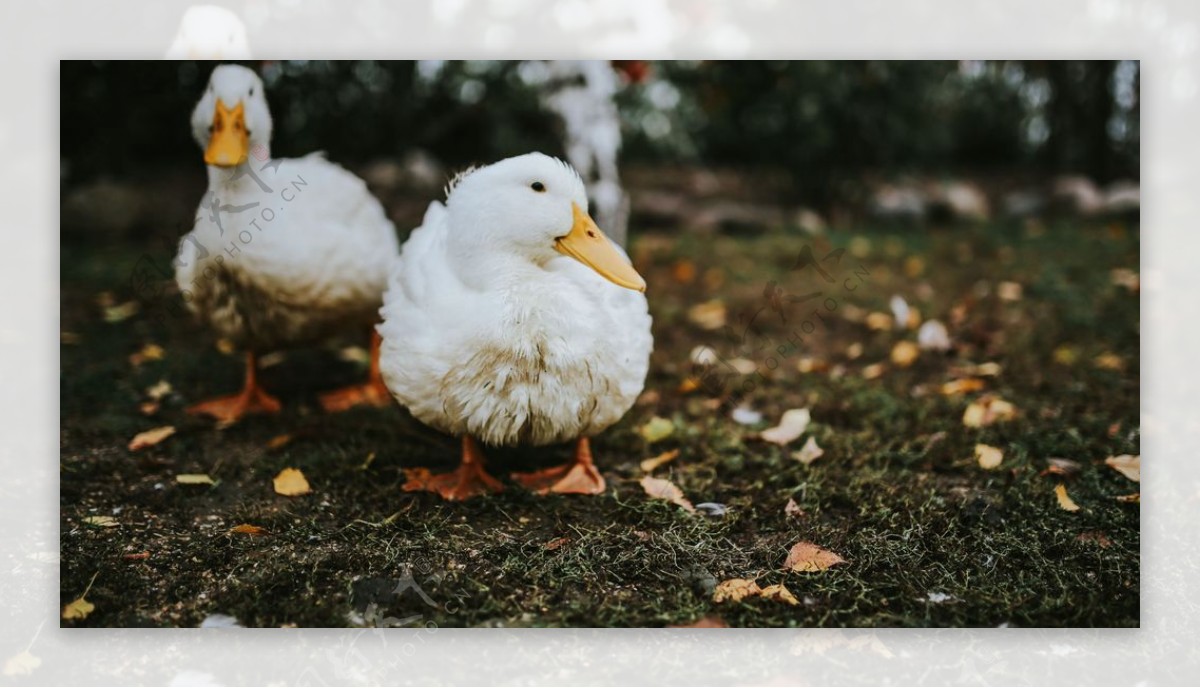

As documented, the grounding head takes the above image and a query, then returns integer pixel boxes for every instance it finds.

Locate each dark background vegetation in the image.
[62,60,1139,206]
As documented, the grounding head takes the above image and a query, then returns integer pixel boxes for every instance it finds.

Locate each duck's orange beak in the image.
[554,203,646,293]
[204,99,248,167]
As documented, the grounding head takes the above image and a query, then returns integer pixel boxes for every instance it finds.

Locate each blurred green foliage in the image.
[62,60,1138,202]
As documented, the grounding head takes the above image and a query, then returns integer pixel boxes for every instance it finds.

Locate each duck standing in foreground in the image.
[176,64,399,424]
[378,153,652,500]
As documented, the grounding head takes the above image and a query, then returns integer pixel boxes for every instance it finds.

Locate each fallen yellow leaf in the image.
[639,475,695,513]
[975,443,1003,470]
[103,301,139,323]
[129,343,165,367]
[784,541,846,572]
[3,650,41,677]
[861,363,886,380]
[759,584,800,606]
[640,449,680,473]
[273,468,312,497]
[230,524,269,536]
[1053,345,1080,365]
[145,379,172,401]
[890,341,920,367]
[1105,454,1140,482]
[687,300,727,330]
[638,416,675,443]
[865,312,893,331]
[1055,484,1081,512]
[962,396,1016,428]
[128,425,176,451]
[175,474,215,486]
[998,281,1023,301]
[760,408,811,445]
[62,572,98,621]
[712,578,761,603]
[791,436,824,465]
[941,378,986,396]
[82,516,118,528]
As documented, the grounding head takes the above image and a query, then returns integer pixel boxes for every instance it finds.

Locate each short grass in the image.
[60,218,1140,627]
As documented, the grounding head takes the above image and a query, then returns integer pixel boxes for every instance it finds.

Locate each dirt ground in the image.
[59,216,1140,628]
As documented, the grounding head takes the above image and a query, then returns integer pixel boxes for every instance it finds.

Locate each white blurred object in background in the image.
[541,60,630,246]
[166,5,251,60]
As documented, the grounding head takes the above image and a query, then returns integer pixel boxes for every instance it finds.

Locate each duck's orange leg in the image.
[511,437,607,496]
[320,330,393,412]
[187,351,282,425]
[403,436,505,501]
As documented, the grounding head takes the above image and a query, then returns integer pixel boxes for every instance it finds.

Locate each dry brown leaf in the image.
[759,584,800,606]
[175,473,215,486]
[975,443,1003,470]
[266,434,293,451]
[760,408,811,445]
[128,425,176,451]
[639,476,695,513]
[941,378,986,396]
[273,468,311,497]
[792,436,825,465]
[677,377,701,394]
[1076,531,1112,548]
[784,541,846,572]
[638,416,675,443]
[890,341,920,367]
[1055,484,1081,512]
[1115,492,1140,503]
[543,537,571,551]
[784,498,807,519]
[687,300,727,330]
[1105,454,1140,482]
[671,259,697,284]
[712,578,761,603]
[640,449,680,473]
[139,401,160,416]
[1044,457,1082,478]
[230,524,269,536]
[962,396,1016,428]
[82,515,118,528]
[669,616,728,628]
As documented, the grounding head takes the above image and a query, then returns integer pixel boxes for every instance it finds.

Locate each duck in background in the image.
[378,153,652,500]
[176,64,399,424]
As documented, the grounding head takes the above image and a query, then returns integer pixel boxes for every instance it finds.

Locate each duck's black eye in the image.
[249,86,254,97]
[531,181,545,192]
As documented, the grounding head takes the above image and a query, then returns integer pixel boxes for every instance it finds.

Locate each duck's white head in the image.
[190,64,271,168]
[446,153,646,293]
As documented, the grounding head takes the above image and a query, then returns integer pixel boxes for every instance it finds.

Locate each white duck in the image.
[177,64,399,424]
[378,153,652,500]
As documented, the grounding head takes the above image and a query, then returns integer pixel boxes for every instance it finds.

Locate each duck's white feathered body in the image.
[177,153,398,352]
[379,189,652,447]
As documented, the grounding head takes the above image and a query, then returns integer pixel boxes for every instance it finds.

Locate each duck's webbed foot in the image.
[511,437,607,496]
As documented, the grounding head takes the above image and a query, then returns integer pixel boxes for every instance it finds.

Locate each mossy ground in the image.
[60,218,1139,627]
